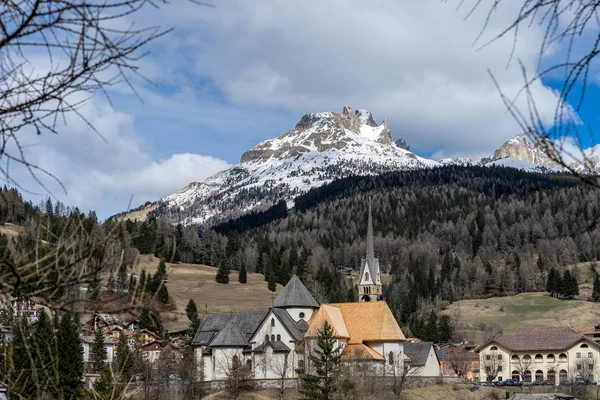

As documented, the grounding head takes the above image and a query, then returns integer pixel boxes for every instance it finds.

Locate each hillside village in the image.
[3,202,600,399]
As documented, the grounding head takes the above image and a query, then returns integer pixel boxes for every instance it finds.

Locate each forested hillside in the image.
[193,166,600,331]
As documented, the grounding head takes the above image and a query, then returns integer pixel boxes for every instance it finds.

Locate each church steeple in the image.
[358,197,382,302]
[366,197,374,260]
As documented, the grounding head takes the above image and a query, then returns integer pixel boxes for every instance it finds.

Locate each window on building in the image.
[535,354,543,363]
[511,355,519,362]
[490,346,498,351]
[389,352,394,365]
[298,359,305,369]
[498,354,503,360]
[299,312,305,319]
[559,354,567,362]
[265,335,269,342]
[365,272,369,281]
[577,364,582,370]
[590,364,594,371]
[486,355,491,360]
[581,344,589,348]
[276,334,281,341]
[246,359,252,370]
[589,352,593,358]
[498,366,503,372]
[547,354,555,362]
[271,334,275,341]
[497,376,503,381]
[271,318,275,327]
[523,355,531,361]
[577,352,581,358]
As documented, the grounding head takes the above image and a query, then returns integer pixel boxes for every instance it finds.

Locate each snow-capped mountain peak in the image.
[157,106,434,225]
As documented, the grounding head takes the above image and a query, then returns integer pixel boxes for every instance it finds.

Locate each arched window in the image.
[271,334,275,341]
[271,318,275,327]
[547,370,556,385]
[523,370,532,382]
[246,359,252,370]
[389,352,394,365]
[523,354,532,361]
[276,334,281,341]
[535,354,543,363]
[547,354,555,362]
[559,369,568,383]
[581,343,589,348]
[559,353,567,362]
[535,370,544,382]
[512,370,520,381]
[232,355,239,365]
[490,346,498,351]
[511,355,520,363]
[365,272,369,281]
[265,335,269,342]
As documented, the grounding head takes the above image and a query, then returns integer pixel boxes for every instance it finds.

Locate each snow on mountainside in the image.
[157,106,437,226]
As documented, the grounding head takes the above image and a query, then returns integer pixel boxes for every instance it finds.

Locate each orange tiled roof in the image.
[343,344,385,361]
[306,302,405,344]
[305,304,349,339]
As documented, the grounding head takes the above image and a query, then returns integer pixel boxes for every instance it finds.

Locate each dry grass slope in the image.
[134,254,282,329]
[443,291,600,343]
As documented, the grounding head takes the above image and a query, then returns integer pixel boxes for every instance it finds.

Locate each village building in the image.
[191,275,319,382]
[304,301,406,375]
[403,342,441,376]
[6,297,41,323]
[477,327,600,384]
[358,199,382,302]
[437,343,480,380]
[81,335,116,371]
[141,340,162,363]
[581,324,600,345]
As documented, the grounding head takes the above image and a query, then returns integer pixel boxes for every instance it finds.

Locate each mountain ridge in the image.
[116,106,591,226]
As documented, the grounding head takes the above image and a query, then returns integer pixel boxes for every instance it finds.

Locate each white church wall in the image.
[250,310,295,348]
[284,307,314,323]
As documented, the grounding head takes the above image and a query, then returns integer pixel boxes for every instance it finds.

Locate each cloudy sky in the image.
[12,0,597,218]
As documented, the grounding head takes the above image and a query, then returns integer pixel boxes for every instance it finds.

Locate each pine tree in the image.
[268,269,277,292]
[57,313,84,399]
[299,321,342,400]
[593,274,600,302]
[546,268,556,296]
[424,311,438,342]
[114,332,134,383]
[157,283,170,305]
[561,270,576,299]
[216,264,229,284]
[92,328,108,372]
[32,310,58,397]
[238,264,247,284]
[8,318,36,399]
[186,299,201,337]
[437,315,454,343]
[139,307,152,331]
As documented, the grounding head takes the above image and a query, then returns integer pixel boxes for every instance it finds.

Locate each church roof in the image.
[191,312,266,347]
[271,308,305,341]
[306,302,405,344]
[252,340,291,353]
[272,275,319,309]
[343,344,385,361]
[305,304,350,339]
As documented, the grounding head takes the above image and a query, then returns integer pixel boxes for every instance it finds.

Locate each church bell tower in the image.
[358,198,382,302]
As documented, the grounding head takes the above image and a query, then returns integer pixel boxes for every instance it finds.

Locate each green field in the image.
[443,291,600,344]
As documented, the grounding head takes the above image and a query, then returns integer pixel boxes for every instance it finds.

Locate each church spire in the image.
[366,196,374,259]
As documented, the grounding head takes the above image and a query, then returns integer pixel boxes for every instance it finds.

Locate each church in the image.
[191,201,409,382]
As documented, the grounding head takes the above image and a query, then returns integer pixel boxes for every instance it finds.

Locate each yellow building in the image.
[477,327,600,384]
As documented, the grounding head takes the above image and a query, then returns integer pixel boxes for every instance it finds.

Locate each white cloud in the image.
[11,96,231,217]
[140,0,568,157]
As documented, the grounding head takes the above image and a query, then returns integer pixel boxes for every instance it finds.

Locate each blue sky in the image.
[11,0,600,218]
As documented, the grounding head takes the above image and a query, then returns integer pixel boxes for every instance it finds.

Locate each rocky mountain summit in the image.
[119,106,593,226]
[149,106,435,226]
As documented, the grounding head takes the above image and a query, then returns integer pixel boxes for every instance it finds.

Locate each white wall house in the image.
[404,342,441,377]
[477,327,600,384]
[81,335,115,364]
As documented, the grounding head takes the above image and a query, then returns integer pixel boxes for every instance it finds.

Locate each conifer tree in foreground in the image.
[216,264,229,284]
[31,309,58,397]
[238,264,247,284]
[57,313,84,399]
[300,321,342,400]
[114,332,134,383]
[186,299,201,337]
[157,283,170,305]
[8,318,35,399]
[92,328,108,373]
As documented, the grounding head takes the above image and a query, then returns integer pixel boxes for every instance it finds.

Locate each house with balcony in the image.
[477,326,600,384]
